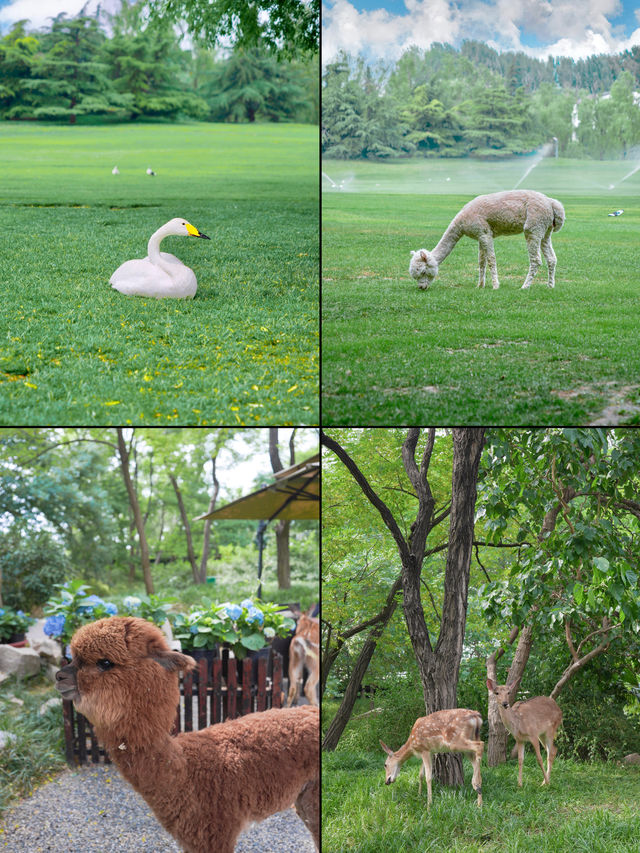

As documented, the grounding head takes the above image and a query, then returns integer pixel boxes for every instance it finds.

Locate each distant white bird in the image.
[608,209,623,216]
[110,218,210,299]
[146,168,156,176]
[112,166,119,175]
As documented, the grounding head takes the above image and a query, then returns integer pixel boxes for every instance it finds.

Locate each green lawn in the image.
[322,157,640,425]
[323,749,640,852]
[1,123,318,425]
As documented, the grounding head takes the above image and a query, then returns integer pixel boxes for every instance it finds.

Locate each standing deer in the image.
[286,606,319,707]
[487,679,562,787]
[380,709,484,807]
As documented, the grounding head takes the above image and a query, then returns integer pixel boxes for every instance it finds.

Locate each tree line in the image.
[322,42,640,160]
[0,4,318,125]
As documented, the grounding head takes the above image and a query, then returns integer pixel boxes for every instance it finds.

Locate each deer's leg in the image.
[517,741,525,787]
[541,232,556,288]
[303,662,319,706]
[541,729,558,782]
[418,762,424,796]
[479,233,499,289]
[422,752,433,807]
[286,644,304,707]
[521,231,542,289]
[470,744,483,807]
[529,735,548,784]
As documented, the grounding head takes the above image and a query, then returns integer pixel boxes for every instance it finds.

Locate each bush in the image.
[0,529,68,611]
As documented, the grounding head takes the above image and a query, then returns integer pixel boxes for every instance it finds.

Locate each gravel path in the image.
[0,765,315,852]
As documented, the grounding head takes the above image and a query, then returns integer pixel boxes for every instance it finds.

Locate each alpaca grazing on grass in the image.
[409,190,565,290]
[55,617,319,853]
[286,606,319,707]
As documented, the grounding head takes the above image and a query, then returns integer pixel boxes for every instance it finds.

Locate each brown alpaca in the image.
[286,606,319,707]
[55,617,319,853]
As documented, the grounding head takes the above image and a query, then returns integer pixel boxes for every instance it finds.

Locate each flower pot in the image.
[7,633,26,646]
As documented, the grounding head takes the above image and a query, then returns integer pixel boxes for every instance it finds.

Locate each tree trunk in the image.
[198,455,220,584]
[153,502,166,568]
[322,600,399,751]
[275,519,291,588]
[269,428,295,589]
[169,474,200,584]
[116,429,154,595]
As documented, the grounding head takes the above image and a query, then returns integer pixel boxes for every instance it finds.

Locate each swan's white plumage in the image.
[110,218,210,299]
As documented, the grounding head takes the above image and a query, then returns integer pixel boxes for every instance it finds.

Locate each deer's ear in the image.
[486,678,496,691]
[380,739,393,756]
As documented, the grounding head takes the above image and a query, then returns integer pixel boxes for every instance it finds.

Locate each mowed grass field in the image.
[322,157,640,425]
[323,748,640,853]
[1,123,318,425]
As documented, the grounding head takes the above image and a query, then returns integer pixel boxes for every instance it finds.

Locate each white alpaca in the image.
[409,190,565,290]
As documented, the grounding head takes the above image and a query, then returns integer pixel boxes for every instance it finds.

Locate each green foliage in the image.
[0,606,35,642]
[0,529,68,612]
[151,0,319,57]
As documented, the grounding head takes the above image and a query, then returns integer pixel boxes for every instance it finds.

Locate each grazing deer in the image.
[286,606,319,707]
[380,709,484,807]
[487,679,562,786]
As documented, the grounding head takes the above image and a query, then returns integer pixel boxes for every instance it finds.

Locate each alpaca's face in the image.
[55,617,195,735]
[409,249,438,289]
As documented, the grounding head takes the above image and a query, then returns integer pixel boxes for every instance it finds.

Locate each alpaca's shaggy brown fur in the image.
[55,617,319,853]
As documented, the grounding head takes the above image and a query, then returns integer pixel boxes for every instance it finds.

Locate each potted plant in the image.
[0,607,35,645]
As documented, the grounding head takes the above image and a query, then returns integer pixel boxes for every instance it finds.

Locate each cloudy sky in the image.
[323,0,640,63]
[0,0,121,31]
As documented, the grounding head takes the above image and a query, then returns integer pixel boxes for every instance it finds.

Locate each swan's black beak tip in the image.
[198,232,211,240]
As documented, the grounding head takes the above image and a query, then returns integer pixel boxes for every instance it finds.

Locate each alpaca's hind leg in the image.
[479,234,499,289]
[295,778,320,850]
[478,243,487,288]
[521,232,542,289]
[541,233,557,288]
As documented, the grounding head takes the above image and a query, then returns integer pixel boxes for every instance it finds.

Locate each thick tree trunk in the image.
[169,474,200,584]
[116,429,154,595]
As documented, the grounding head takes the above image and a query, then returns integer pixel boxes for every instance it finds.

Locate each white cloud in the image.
[322,0,640,63]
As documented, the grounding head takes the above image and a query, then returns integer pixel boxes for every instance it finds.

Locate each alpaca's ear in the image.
[150,649,196,673]
[420,250,429,260]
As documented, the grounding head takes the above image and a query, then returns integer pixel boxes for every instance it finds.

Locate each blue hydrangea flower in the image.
[17,610,25,618]
[189,625,199,634]
[240,598,254,610]
[0,608,5,617]
[226,604,242,621]
[246,606,264,626]
[44,614,66,637]
[76,595,105,614]
[104,602,118,615]
[123,596,141,610]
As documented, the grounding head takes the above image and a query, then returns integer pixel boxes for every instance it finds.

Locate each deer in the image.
[487,678,562,787]
[286,605,319,707]
[380,709,484,807]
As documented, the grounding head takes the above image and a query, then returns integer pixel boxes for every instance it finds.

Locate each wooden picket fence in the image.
[61,647,284,766]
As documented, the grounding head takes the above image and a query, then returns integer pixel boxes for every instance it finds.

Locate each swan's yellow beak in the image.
[185,222,210,240]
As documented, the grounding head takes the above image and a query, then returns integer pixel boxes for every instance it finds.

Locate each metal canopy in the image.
[195,453,319,522]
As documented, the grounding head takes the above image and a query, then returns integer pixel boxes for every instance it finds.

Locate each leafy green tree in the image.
[149,0,319,56]
[0,21,40,119]
[25,15,131,122]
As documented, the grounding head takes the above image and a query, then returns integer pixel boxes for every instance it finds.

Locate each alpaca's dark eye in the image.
[97,659,114,671]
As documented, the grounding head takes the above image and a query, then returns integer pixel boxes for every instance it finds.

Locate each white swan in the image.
[110,218,210,299]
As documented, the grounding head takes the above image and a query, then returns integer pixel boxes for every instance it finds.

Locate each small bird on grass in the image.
[608,209,624,216]
[146,167,156,176]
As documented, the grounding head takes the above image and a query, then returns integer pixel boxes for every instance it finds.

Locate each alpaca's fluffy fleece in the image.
[56,617,319,853]
[410,189,565,290]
